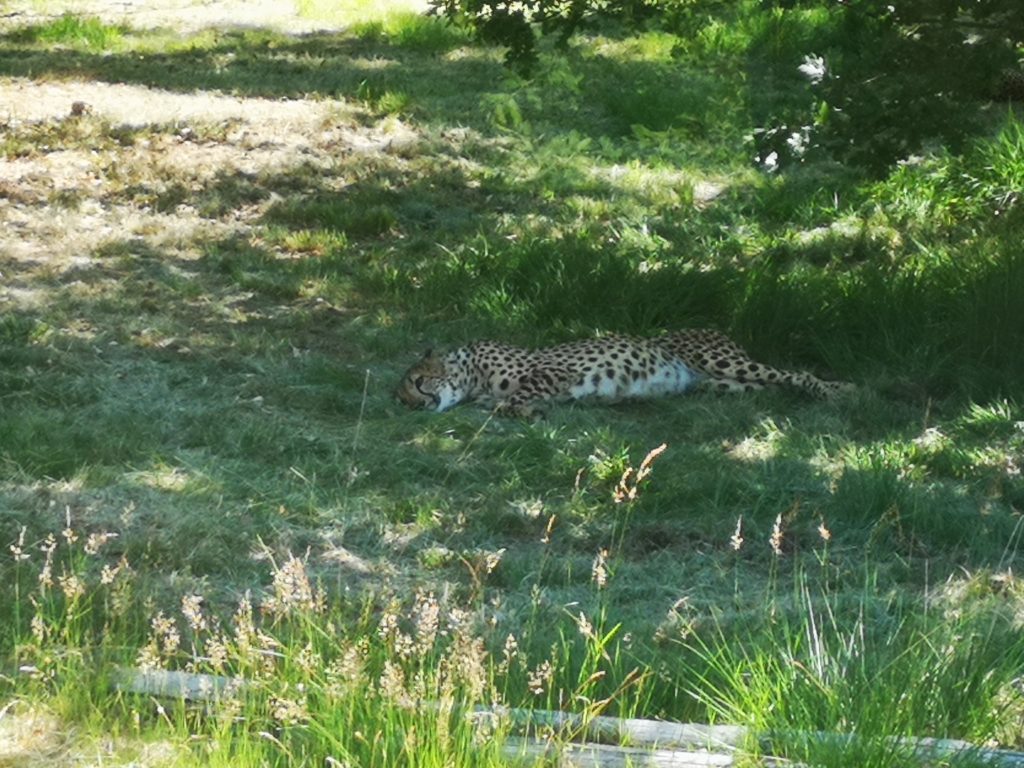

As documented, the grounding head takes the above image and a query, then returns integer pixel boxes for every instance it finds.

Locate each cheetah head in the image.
[396,350,466,412]
[395,350,445,409]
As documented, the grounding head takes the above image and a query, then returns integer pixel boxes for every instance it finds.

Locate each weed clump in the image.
[5,517,663,766]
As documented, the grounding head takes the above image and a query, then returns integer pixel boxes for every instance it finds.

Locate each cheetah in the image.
[396,329,853,418]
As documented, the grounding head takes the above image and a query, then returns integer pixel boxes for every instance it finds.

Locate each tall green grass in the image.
[685,573,1024,767]
[5,491,1021,765]
[5,518,660,766]
[7,13,126,51]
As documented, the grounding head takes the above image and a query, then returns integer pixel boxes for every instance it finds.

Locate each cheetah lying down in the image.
[396,329,853,418]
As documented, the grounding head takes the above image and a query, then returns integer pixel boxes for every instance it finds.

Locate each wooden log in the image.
[771,731,1024,768]
[500,737,781,767]
[112,668,1024,767]
[113,667,248,700]
[473,708,746,751]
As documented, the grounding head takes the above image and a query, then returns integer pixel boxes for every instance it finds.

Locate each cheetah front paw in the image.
[494,400,545,421]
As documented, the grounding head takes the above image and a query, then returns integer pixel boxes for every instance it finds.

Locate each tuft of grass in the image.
[683,573,1024,767]
[3,521,659,766]
[353,11,470,53]
[0,115,133,159]
[870,114,1024,232]
[265,193,398,238]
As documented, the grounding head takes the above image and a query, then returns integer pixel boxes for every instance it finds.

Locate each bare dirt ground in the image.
[1,0,341,34]
[0,1,426,312]
[0,80,415,307]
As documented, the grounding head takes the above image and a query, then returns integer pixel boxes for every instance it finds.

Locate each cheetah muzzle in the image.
[396,330,853,418]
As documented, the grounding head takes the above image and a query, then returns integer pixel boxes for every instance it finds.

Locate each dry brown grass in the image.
[0,77,419,311]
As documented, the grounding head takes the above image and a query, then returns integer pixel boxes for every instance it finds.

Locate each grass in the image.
[1,1,1023,765]
[6,12,127,51]
[686,573,1024,766]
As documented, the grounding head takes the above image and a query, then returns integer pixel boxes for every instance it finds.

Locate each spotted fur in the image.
[396,330,853,418]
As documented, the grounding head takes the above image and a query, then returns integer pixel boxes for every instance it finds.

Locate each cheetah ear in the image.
[420,347,446,364]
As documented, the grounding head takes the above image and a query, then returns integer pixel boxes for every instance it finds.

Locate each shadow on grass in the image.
[1,13,1022,620]
[77,25,1013,396]
[2,269,1022,617]
[0,25,498,124]
[142,138,1022,401]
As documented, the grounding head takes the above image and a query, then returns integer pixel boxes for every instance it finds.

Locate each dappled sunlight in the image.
[0,77,352,127]
[1,0,352,34]
[442,45,503,64]
[129,463,200,493]
[0,3,1023,764]
[582,30,682,63]
[345,54,401,71]
[789,216,902,259]
[725,431,782,463]
[587,162,696,207]
[0,75,427,321]
[407,430,469,455]
[298,0,431,27]
[929,567,1024,624]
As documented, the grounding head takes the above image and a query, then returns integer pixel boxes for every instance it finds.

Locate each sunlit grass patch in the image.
[353,11,471,53]
[6,13,126,51]
[265,194,398,238]
[266,227,349,256]
[297,0,432,26]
